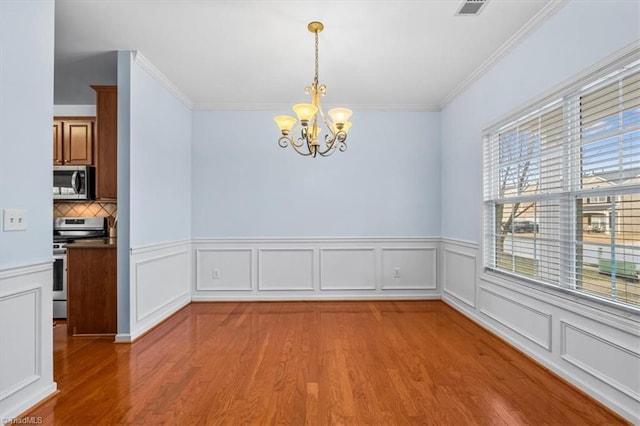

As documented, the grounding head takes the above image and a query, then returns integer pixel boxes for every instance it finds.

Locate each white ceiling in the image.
[54,0,564,110]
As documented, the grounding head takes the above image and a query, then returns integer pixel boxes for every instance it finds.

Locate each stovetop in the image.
[53,217,107,250]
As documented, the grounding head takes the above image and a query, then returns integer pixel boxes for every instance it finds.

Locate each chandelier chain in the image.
[314,29,319,86]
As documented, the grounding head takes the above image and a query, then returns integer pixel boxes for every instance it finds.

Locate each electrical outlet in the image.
[394,267,401,278]
[3,209,27,231]
[212,268,221,279]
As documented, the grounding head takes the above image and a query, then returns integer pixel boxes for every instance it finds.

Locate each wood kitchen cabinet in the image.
[66,244,117,335]
[53,117,95,165]
[92,85,118,200]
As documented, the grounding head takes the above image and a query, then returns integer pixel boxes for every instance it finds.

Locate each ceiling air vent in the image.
[456,0,488,16]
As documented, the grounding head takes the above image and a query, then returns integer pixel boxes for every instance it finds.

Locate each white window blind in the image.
[484,57,640,310]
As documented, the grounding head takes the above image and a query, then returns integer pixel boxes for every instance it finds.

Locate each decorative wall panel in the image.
[442,246,477,308]
[0,288,39,399]
[192,238,439,300]
[0,263,56,423]
[479,286,552,350]
[128,242,191,341]
[258,248,315,291]
[320,248,376,290]
[561,321,640,402]
[381,247,437,290]
[196,248,252,291]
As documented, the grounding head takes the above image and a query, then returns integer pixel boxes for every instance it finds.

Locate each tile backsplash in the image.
[54,201,117,227]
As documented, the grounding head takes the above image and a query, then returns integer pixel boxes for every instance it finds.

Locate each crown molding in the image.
[190,102,441,112]
[132,51,194,109]
[440,0,569,109]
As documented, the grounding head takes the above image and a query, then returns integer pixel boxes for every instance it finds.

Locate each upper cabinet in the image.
[92,85,118,200]
[53,118,95,165]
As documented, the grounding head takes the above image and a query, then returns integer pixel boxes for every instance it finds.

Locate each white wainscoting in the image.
[192,238,440,300]
[196,248,252,291]
[259,248,315,291]
[560,320,640,403]
[440,238,640,424]
[381,247,437,290]
[320,248,376,290]
[121,241,191,342]
[441,240,478,309]
[0,262,56,422]
[479,286,552,351]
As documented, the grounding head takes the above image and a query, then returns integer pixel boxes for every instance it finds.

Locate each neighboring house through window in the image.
[483,53,640,310]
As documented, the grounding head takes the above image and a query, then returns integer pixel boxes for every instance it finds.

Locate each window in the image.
[586,195,609,204]
[484,56,640,310]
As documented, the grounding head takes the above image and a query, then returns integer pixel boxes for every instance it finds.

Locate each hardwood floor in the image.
[25,301,627,425]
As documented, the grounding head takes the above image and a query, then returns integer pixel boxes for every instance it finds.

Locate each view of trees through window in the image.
[484,60,640,309]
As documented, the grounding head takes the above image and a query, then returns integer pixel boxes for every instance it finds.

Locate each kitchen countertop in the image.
[66,237,117,249]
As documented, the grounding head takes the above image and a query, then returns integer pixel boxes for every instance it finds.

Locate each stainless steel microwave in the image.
[53,165,95,200]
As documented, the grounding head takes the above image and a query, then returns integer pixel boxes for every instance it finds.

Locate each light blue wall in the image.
[116,51,132,334]
[0,0,54,268]
[129,56,192,247]
[191,111,440,238]
[440,0,640,242]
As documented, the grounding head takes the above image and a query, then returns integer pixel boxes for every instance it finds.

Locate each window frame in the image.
[482,50,640,315]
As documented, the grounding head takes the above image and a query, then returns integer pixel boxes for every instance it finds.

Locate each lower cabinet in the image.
[67,246,117,335]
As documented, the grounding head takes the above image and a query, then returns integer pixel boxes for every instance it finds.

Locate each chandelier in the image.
[274,21,353,157]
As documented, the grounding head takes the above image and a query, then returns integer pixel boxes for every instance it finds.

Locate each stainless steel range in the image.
[53,217,107,319]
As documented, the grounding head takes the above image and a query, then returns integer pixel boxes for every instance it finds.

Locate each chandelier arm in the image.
[289,128,314,156]
[289,140,313,156]
[315,144,338,157]
[319,131,348,155]
[278,136,292,149]
[290,126,306,148]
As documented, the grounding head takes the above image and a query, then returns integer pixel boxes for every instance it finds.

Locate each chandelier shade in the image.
[274,21,353,157]
[274,115,297,134]
[292,103,318,123]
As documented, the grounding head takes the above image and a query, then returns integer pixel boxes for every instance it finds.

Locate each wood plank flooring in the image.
[25,301,628,425]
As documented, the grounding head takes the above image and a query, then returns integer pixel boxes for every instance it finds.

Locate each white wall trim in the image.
[258,248,315,291]
[319,248,376,291]
[114,334,132,343]
[195,248,253,291]
[441,0,569,108]
[191,293,442,302]
[190,102,441,112]
[128,241,191,342]
[479,286,553,351]
[381,247,437,290]
[133,51,193,109]
[130,239,192,255]
[193,237,440,300]
[560,320,640,403]
[0,287,42,400]
[442,247,477,308]
[440,237,479,251]
[0,261,52,280]
[134,249,190,322]
[0,383,57,423]
[481,270,640,333]
[193,237,439,244]
[0,263,56,423]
